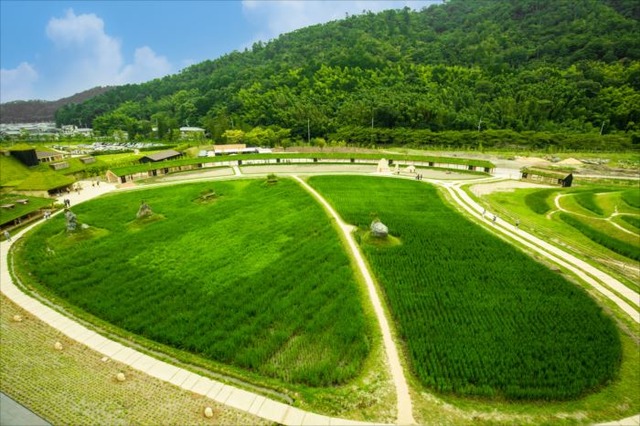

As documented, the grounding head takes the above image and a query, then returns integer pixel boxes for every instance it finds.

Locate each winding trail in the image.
[292,176,416,426]
[551,194,640,237]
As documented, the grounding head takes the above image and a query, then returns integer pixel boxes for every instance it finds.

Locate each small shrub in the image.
[266,173,278,184]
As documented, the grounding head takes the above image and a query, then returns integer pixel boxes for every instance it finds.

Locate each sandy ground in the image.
[239,163,486,181]
[469,180,554,197]
[154,167,235,182]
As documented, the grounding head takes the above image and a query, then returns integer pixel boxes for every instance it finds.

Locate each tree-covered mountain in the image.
[1,86,113,124]
[55,0,640,149]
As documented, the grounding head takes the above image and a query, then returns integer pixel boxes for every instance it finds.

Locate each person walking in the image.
[3,230,11,242]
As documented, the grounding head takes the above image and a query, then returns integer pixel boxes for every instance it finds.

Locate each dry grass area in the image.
[0,295,272,426]
[469,180,553,197]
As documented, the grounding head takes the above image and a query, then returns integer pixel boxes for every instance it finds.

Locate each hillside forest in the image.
[54,0,640,151]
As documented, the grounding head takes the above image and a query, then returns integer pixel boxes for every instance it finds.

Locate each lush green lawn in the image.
[309,175,621,401]
[484,185,639,291]
[17,178,370,387]
[0,155,32,186]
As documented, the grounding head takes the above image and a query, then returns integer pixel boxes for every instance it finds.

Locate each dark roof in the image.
[140,150,182,162]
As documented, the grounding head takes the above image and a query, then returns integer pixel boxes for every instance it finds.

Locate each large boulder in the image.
[370,220,388,237]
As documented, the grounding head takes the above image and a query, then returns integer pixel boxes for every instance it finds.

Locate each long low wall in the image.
[106,157,493,184]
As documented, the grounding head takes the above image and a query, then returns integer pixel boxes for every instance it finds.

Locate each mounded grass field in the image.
[485,185,640,292]
[16,178,371,387]
[308,175,621,400]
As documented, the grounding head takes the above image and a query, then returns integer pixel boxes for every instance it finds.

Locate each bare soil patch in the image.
[470,180,554,197]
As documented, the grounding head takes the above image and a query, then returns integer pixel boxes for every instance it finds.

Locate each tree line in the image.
[55,0,640,151]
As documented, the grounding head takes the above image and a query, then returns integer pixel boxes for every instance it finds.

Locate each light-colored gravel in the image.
[469,180,554,197]
[0,295,272,426]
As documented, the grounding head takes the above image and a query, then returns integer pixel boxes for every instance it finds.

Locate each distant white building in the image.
[179,126,205,139]
[61,125,93,137]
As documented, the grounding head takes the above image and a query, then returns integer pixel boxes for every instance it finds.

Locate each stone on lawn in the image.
[203,406,214,418]
[116,372,126,382]
[370,219,389,238]
[54,341,63,351]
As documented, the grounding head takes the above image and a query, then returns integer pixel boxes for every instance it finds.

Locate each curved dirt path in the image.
[552,194,640,237]
[292,176,416,426]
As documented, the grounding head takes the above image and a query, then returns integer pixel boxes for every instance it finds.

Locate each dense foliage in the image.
[17,179,370,386]
[309,175,621,400]
[621,188,640,208]
[560,212,640,260]
[620,214,640,229]
[55,0,640,150]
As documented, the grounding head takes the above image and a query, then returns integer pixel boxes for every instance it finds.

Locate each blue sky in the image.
[1,0,442,103]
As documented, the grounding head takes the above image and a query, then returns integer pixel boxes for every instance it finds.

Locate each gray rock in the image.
[370,220,388,237]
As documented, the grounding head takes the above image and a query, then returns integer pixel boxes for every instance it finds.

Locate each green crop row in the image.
[560,213,640,261]
[620,215,640,230]
[524,188,558,214]
[16,179,370,387]
[621,189,640,208]
[572,188,619,216]
[309,175,621,401]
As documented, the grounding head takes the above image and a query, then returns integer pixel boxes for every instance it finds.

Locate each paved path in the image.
[293,176,416,425]
[0,392,51,426]
[439,180,640,322]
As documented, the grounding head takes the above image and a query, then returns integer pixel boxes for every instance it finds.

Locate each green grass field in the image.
[16,178,371,387]
[0,155,32,186]
[483,185,640,290]
[308,175,621,401]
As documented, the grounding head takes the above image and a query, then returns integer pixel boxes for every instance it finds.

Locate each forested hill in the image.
[1,86,113,124]
[55,0,640,148]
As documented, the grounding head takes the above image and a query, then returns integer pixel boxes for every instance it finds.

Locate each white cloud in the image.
[39,9,173,99]
[119,46,172,84]
[0,62,39,103]
[242,0,441,41]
